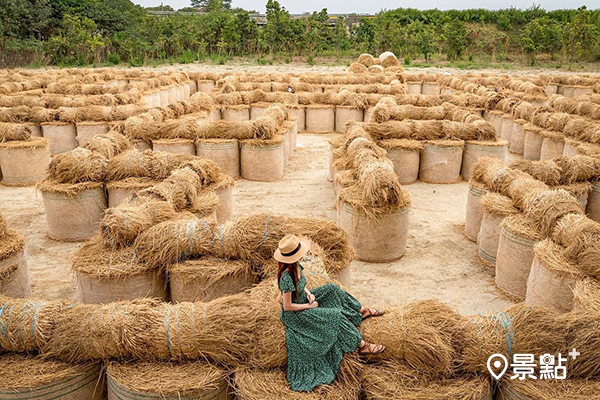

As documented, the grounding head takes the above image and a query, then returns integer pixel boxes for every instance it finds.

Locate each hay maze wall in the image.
[0,52,599,399]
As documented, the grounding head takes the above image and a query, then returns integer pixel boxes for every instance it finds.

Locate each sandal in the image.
[358,342,385,355]
[361,308,385,320]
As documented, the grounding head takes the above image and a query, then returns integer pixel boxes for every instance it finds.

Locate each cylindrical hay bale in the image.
[523,127,543,160]
[282,130,290,165]
[213,178,234,224]
[76,122,109,147]
[540,135,565,160]
[140,94,153,108]
[337,201,409,262]
[490,111,503,135]
[189,80,197,95]
[406,82,422,95]
[305,105,335,133]
[379,139,423,184]
[159,89,169,106]
[464,181,488,242]
[563,138,581,157]
[562,85,575,97]
[477,194,518,267]
[0,138,51,186]
[586,182,600,223]
[38,181,107,241]
[0,355,104,400]
[106,178,157,208]
[169,258,256,302]
[364,106,374,123]
[495,215,542,299]
[76,269,166,304]
[287,119,297,159]
[0,238,30,298]
[222,106,250,122]
[152,92,161,108]
[183,82,191,99]
[290,106,305,132]
[152,139,196,155]
[419,140,464,184]
[546,84,559,95]
[421,82,440,95]
[240,137,284,181]
[250,103,269,120]
[560,182,592,210]
[509,121,526,155]
[197,80,215,93]
[168,86,178,104]
[525,240,579,313]
[499,115,514,142]
[335,106,364,132]
[572,86,593,98]
[41,122,77,155]
[196,139,240,179]
[461,140,508,182]
[210,109,221,121]
[107,361,230,400]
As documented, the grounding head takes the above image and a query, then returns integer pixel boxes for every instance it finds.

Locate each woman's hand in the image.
[307,292,316,304]
[306,301,319,309]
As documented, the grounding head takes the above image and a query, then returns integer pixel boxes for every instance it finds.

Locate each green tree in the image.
[443,18,468,60]
[44,13,104,65]
[191,0,232,11]
[522,17,561,64]
[409,21,436,61]
[562,6,598,67]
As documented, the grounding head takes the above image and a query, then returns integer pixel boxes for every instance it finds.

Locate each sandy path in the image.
[0,133,514,314]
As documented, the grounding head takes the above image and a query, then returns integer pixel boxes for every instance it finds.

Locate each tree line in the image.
[0,0,598,68]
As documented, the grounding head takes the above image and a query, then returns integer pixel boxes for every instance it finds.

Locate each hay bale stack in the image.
[107,360,230,400]
[105,150,195,181]
[362,360,493,400]
[0,218,29,297]
[348,63,368,74]
[168,257,257,302]
[83,131,131,159]
[0,123,32,141]
[357,53,376,67]
[240,137,285,182]
[551,213,600,279]
[0,354,104,400]
[419,140,465,184]
[524,189,583,237]
[0,137,51,186]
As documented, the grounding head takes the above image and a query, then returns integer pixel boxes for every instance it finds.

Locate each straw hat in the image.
[273,234,310,263]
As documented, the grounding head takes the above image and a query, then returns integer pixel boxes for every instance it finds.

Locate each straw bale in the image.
[46,148,106,184]
[551,213,600,278]
[380,54,400,68]
[572,278,600,312]
[83,131,131,159]
[36,179,104,198]
[357,53,376,67]
[524,189,584,237]
[480,193,518,217]
[507,175,549,211]
[361,300,472,376]
[0,296,64,353]
[560,311,600,378]
[137,167,202,210]
[100,199,179,247]
[554,155,600,184]
[362,360,492,400]
[462,303,566,375]
[0,123,31,142]
[167,257,254,294]
[133,214,354,275]
[105,150,195,181]
[348,63,368,74]
[235,355,362,400]
[508,159,561,186]
[106,360,228,397]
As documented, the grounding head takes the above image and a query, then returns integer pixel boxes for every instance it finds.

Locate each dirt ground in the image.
[0,132,514,314]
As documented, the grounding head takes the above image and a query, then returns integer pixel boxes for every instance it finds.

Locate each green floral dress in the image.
[279,263,363,392]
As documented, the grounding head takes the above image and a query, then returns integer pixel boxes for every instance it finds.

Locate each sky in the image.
[133,0,600,14]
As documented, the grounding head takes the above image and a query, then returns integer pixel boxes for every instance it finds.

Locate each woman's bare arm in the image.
[282,292,318,311]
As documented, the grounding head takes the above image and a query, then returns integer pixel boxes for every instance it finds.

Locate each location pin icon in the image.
[487,354,508,380]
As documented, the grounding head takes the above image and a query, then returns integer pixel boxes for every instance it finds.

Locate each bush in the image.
[107,52,121,65]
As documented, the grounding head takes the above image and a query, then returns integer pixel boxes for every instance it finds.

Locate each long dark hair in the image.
[277,261,299,299]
